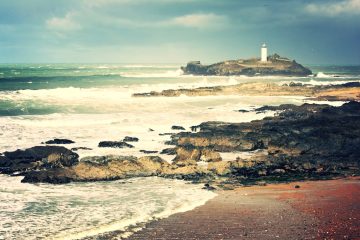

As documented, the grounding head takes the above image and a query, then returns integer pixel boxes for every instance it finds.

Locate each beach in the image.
[128,178,360,240]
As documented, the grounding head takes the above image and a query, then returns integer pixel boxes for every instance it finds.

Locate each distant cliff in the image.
[181,54,312,76]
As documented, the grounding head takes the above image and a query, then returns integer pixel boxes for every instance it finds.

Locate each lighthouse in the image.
[261,43,267,62]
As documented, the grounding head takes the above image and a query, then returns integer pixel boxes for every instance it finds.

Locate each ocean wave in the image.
[0,175,216,240]
[122,64,178,68]
[121,69,184,78]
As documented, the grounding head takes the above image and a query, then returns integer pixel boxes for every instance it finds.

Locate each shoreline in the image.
[125,177,359,240]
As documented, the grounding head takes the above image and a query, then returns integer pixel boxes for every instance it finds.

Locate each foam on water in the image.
[0,175,216,240]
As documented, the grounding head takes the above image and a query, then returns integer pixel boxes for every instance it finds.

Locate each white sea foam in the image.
[122,64,178,68]
[121,69,184,78]
[308,79,360,86]
[0,175,216,240]
[316,72,331,78]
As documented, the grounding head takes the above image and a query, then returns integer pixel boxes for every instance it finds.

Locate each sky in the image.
[0,0,359,64]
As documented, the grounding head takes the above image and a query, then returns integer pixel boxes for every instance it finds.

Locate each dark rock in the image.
[159,133,174,136]
[169,102,360,181]
[160,148,177,155]
[191,125,200,132]
[202,183,216,191]
[0,146,79,174]
[295,185,300,189]
[140,150,158,154]
[123,136,139,142]
[71,147,92,151]
[171,125,186,130]
[256,181,267,186]
[236,109,250,113]
[148,128,155,132]
[98,141,134,148]
[44,139,75,144]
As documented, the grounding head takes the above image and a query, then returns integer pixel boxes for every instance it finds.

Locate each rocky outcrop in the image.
[168,102,360,183]
[44,139,75,144]
[0,146,79,174]
[98,141,134,148]
[133,81,360,102]
[22,155,171,183]
[171,125,186,130]
[181,56,312,76]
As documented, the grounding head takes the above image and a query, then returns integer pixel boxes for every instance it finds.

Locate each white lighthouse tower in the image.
[261,43,268,62]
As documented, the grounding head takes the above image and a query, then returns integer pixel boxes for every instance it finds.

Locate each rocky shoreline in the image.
[133,81,360,101]
[1,101,359,187]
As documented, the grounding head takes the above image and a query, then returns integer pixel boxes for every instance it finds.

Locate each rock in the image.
[289,82,303,87]
[140,150,158,154]
[190,125,200,132]
[173,147,222,163]
[172,158,198,167]
[123,136,139,142]
[168,102,360,181]
[148,128,155,132]
[160,148,176,155]
[171,125,186,130]
[272,169,286,174]
[159,133,173,136]
[22,155,171,183]
[202,183,216,191]
[44,139,75,144]
[256,181,267,186]
[207,161,231,175]
[71,147,92,151]
[181,56,312,76]
[295,185,300,189]
[237,109,250,113]
[98,141,134,148]
[0,146,79,174]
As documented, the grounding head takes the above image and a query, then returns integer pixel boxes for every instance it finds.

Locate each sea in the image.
[0,63,359,239]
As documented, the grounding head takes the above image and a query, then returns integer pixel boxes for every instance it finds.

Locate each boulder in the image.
[98,141,134,148]
[123,136,139,142]
[171,125,186,130]
[44,139,75,144]
[0,146,79,174]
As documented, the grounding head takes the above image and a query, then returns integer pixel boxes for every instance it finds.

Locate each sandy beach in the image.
[128,177,360,240]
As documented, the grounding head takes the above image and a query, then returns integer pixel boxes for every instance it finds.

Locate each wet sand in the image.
[128,178,360,240]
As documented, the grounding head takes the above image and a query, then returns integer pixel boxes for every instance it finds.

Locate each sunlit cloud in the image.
[166,13,227,28]
[46,12,81,32]
[305,0,360,16]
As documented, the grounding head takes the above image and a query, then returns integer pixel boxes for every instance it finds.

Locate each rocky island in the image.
[181,54,312,76]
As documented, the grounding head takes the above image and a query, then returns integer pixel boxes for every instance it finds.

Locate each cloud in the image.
[305,0,360,16]
[46,12,81,31]
[165,13,227,28]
